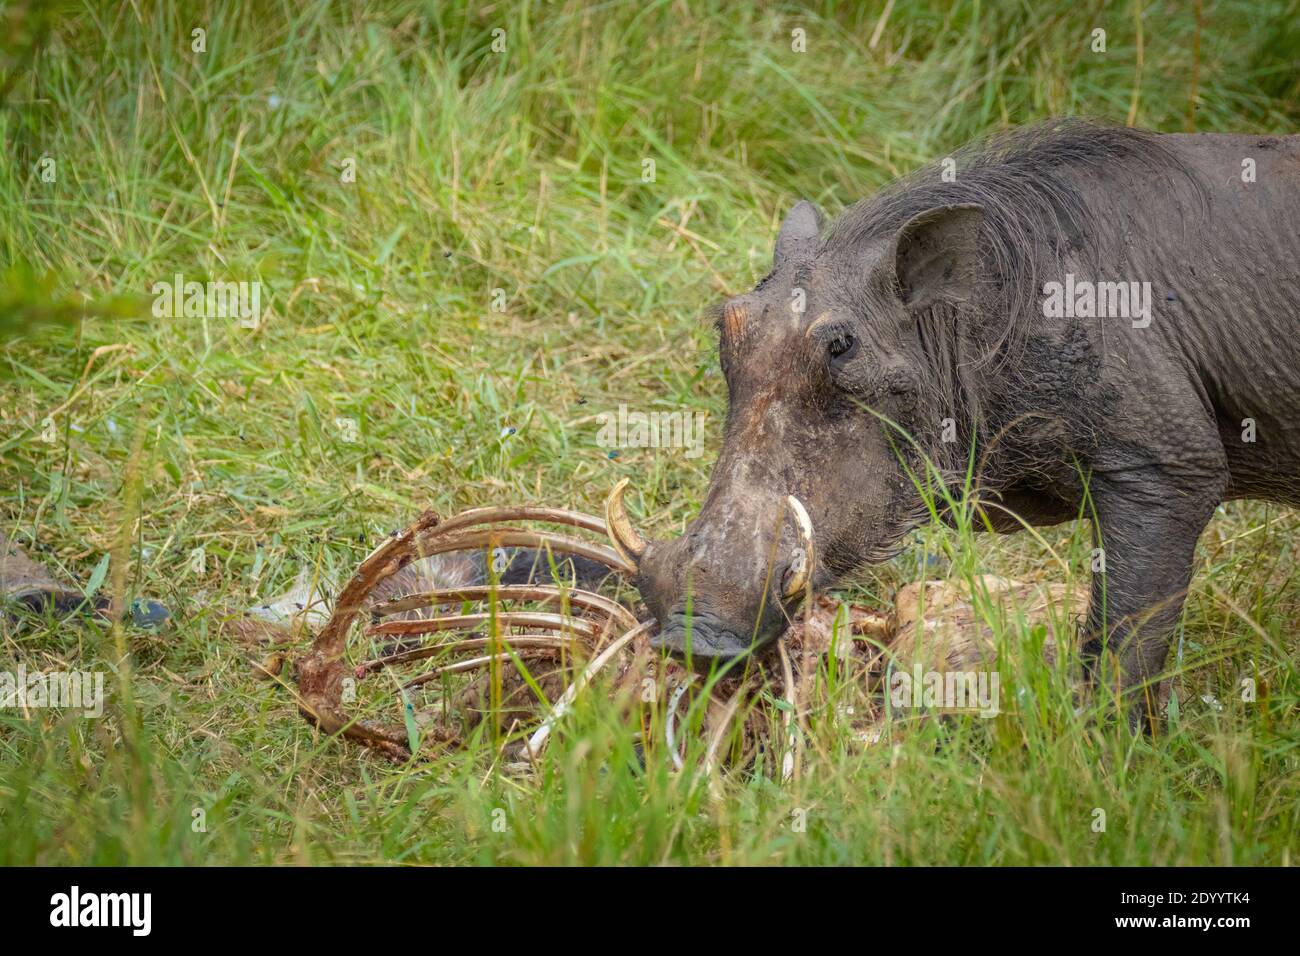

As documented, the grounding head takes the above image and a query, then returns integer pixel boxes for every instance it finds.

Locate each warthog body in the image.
[628,120,1300,727]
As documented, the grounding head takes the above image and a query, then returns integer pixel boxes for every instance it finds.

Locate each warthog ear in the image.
[889,203,983,311]
[775,200,823,267]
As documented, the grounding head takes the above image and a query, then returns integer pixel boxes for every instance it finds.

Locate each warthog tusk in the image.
[782,494,814,599]
[605,477,648,567]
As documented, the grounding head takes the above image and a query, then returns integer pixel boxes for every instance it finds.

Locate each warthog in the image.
[609,120,1300,729]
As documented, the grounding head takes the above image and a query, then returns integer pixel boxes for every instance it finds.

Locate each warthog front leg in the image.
[1080,470,1223,733]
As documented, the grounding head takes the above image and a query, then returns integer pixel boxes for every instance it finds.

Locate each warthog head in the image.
[610,198,985,669]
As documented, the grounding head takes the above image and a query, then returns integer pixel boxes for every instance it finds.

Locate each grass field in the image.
[2,0,1298,865]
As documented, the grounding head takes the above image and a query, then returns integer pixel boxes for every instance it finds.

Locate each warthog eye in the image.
[827,331,859,366]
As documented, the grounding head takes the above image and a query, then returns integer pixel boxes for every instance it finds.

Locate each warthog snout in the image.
[606,480,814,671]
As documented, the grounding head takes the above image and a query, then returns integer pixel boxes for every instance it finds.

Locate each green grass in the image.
[1,0,1298,865]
